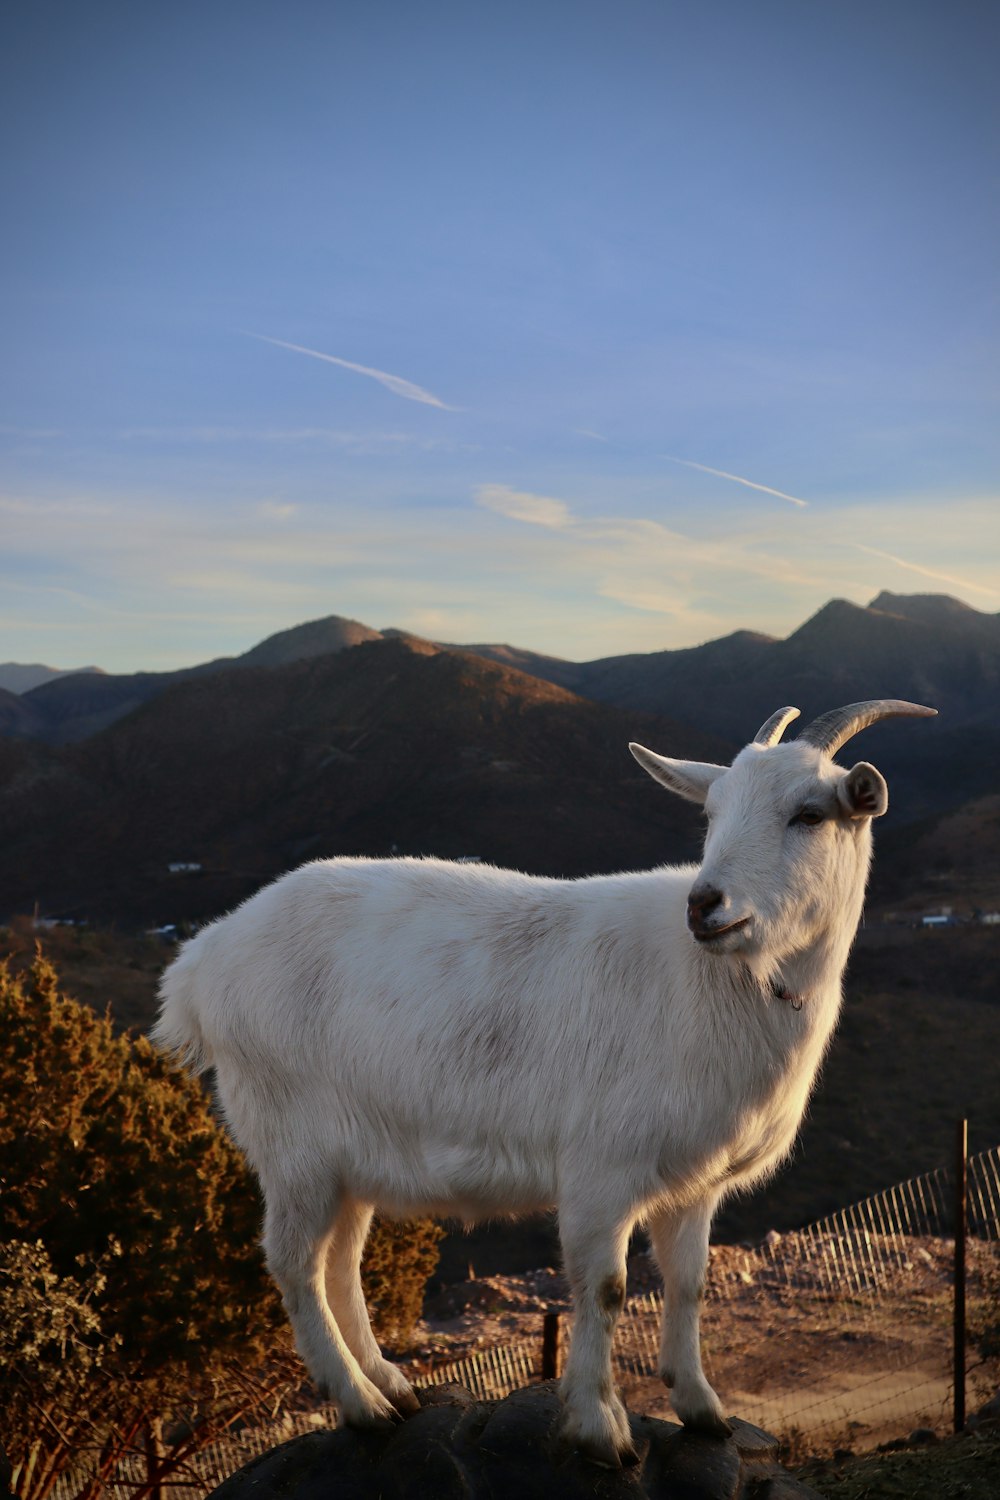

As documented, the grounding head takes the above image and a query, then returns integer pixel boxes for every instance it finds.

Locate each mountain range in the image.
[1,590,997,927]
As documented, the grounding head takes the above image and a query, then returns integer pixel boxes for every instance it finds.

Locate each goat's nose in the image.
[687,885,724,928]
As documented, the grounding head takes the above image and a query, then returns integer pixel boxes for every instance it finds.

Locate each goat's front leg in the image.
[557,1202,637,1468]
[647,1197,730,1436]
[325,1198,419,1415]
[261,1178,400,1429]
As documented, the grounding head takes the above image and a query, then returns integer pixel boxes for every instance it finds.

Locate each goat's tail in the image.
[151,943,213,1073]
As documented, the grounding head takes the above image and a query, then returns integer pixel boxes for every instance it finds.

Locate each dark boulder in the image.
[207,1383,821,1500]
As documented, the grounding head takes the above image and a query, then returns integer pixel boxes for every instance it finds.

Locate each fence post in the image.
[542,1311,561,1381]
[954,1117,967,1434]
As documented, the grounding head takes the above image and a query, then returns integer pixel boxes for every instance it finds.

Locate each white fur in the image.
[154,730,895,1464]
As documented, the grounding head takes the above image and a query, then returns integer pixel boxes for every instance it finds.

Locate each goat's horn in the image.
[798,699,937,757]
[753,706,800,746]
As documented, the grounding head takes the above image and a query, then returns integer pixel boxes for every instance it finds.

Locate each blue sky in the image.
[2,0,998,672]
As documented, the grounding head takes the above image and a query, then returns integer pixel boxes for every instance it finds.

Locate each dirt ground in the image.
[402,1235,1000,1455]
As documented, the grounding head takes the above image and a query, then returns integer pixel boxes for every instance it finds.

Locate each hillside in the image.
[7,590,996,837]
[0,661,104,694]
[457,594,1000,827]
[8,593,999,755]
[0,635,728,928]
[455,592,1000,730]
[11,612,384,745]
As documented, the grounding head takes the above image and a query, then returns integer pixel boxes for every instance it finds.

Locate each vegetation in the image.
[799,1422,1000,1499]
[0,950,280,1373]
[0,953,441,1499]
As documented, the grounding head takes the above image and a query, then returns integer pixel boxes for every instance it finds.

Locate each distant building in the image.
[167,861,202,874]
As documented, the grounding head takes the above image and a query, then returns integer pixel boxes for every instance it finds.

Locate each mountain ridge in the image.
[0,661,104,695]
[3,592,998,895]
[0,635,730,927]
[6,592,998,749]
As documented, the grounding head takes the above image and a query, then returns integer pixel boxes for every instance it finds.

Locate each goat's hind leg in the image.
[325,1198,419,1415]
[262,1180,399,1428]
[648,1198,730,1436]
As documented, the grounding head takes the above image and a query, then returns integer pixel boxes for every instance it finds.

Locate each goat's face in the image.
[631,700,935,961]
[690,743,884,958]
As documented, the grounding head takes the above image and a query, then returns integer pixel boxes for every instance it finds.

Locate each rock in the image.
[970,1388,1000,1427]
[206,1384,823,1500]
[906,1427,938,1445]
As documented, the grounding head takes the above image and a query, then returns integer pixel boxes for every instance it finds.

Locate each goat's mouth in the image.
[691,915,752,945]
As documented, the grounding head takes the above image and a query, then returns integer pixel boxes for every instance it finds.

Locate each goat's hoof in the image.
[619,1440,641,1468]
[389,1387,421,1417]
[568,1436,632,1470]
[340,1385,405,1431]
[557,1415,637,1470]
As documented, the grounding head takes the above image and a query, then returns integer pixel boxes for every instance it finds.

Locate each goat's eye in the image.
[790,808,824,827]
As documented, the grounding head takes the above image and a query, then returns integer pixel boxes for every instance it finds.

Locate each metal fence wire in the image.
[414,1143,1000,1442]
[46,1145,1000,1499]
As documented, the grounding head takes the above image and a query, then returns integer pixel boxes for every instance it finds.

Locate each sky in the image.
[2,0,998,673]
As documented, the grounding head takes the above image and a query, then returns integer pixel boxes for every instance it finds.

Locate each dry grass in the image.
[798,1420,1000,1499]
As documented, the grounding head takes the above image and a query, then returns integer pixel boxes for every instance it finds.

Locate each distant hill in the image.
[457,592,1000,740]
[0,686,48,739]
[0,662,104,694]
[0,636,730,927]
[10,613,384,745]
[874,791,1000,914]
[454,593,1000,823]
[4,590,998,830]
[234,613,382,667]
[9,592,999,758]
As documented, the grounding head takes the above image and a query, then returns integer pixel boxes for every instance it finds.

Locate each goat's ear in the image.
[629,744,726,805]
[837,761,889,820]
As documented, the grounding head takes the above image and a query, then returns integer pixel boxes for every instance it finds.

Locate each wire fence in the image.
[413,1142,1000,1448]
[45,1144,1000,1499]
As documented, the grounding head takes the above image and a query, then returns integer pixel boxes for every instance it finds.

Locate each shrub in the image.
[363,1215,444,1352]
[0,952,281,1376]
[0,953,442,1497]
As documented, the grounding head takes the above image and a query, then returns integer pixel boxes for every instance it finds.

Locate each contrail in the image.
[853,544,999,599]
[246,333,458,410]
[665,456,809,508]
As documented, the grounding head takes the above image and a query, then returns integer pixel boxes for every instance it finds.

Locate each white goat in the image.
[154,698,934,1466]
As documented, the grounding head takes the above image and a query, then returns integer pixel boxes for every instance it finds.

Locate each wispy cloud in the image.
[664,456,810,508]
[852,543,1000,600]
[119,424,464,454]
[475,485,840,605]
[257,501,299,522]
[246,333,459,410]
[475,484,572,529]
